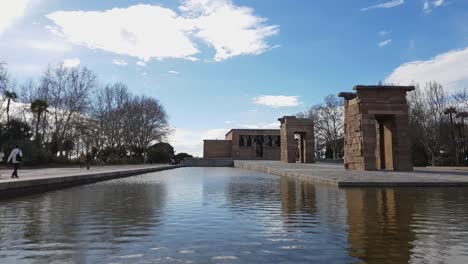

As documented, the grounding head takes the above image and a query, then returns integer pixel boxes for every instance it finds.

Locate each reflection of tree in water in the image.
[279,177,317,225]
[224,172,281,209]
[82,178,167,235]
[0,176,167,263]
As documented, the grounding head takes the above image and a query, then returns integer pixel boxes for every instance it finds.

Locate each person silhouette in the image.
[7,145,22,179]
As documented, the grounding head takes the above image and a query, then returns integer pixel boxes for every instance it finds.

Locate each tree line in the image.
[299,82,468,166]
[0,61,186,165]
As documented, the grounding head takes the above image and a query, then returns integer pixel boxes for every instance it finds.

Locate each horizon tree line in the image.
[0,60,174,165]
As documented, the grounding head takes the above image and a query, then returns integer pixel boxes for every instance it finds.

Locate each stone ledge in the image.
[0,165,183,198]
[234,160,468,188]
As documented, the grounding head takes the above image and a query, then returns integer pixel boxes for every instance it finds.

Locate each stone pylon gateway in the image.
[278,116,315,163]
[339,85,415,171]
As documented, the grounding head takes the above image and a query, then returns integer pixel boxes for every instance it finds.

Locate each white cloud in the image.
[361,0,404,11]
[28,40,72,52]
[46,0,278,62]
[433,0,444,6]
[252,95,301,108]
[423,0,445,13]
[0,0,31,35]
[379,30,392,36]
[385,47,468,91]
[136,61,147,66]
[63,58,80,68]
[378,39,392,47]
[112,59,128,66]
[8,63,43,76]
[239,122,279,129]
[168,70,179,74]
[181,0,279,61]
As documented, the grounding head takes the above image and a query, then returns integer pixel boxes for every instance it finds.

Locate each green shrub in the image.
[147,142,174,164]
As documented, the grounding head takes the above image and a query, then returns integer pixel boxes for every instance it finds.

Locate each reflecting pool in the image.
[1,167,468,264]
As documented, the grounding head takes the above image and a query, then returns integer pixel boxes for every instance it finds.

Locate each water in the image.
[1,167,468,264]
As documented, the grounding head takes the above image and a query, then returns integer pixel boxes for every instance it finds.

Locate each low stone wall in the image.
[234,160,468,187]
[0,165,183,198]
[183,158,234,167]
[234,160,339,186]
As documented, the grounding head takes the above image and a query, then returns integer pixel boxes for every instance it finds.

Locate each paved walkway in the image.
[0,164,181,197]
[0,164,169,181]
[235,160,468,187]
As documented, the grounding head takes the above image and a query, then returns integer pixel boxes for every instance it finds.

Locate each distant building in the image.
[204,129,281,160]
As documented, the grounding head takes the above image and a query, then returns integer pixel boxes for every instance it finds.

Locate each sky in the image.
[0,0,467,156]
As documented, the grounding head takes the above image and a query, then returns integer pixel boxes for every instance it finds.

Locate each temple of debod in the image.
[204,85,415,172]
[338,85,415,171]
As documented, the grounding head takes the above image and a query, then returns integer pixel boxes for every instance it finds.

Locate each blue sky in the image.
[0,0,467,156]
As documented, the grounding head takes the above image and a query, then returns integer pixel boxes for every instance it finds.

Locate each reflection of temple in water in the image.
[345,189,416,264]
[280,177,317,221]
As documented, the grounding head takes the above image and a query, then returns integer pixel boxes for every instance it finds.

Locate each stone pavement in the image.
[0,164,181,197]
[234,160,468,187]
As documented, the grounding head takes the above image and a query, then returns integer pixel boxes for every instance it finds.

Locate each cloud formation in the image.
[46,0,279,62]
[136,61,147,67]
[28,40,72,52]
[385,47,468,91]
[253,95,301,108]
[0,0,31,35]
[379,30,392,36]
[423,0,445,13]
[168,70,179,74]
[378,39,392,47]
[63,58,80,68]
[361,0,405,11]
[112,59,128,66]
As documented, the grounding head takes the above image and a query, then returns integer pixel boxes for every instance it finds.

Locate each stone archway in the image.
[278,116,315,163]
[339,85,414,171]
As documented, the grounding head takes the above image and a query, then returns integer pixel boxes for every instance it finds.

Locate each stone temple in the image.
[203,116,315,163]
[278,116,315,163]
[339,85,415,171]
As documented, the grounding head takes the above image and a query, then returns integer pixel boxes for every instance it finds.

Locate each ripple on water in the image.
[211,256,238,260]
[117,254,144,259]
[1,168,468,264]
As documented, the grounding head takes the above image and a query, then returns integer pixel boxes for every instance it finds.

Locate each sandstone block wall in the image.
[203,140,232,159]
[279,116,315,163]
[340,86,414,171]
[229,129,281,160]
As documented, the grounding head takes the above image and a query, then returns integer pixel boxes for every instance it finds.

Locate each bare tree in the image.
[304,94,344,159]
[37,64,96,155]
[408,82,449,165]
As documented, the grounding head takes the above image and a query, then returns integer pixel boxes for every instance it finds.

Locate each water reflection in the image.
[1,168,468,263]
[0,176,167,264]
[346,188,468,264]
[346,189,415,263]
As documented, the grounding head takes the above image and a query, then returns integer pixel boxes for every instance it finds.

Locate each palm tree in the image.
[4,90,17,127]
[30,99,48,145]
[444,107,458,164]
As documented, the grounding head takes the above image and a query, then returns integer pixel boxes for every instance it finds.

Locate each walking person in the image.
[7,145,22,179]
